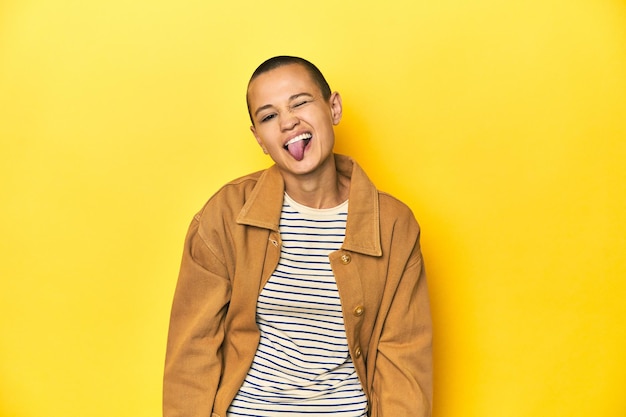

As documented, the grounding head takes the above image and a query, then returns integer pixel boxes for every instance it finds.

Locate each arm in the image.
[163,215,232,417]
[373,233,433,416]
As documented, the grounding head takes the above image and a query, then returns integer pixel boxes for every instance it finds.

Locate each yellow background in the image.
[1,0,625,416]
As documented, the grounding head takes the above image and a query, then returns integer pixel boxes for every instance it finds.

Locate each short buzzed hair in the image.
[246,56,332,124]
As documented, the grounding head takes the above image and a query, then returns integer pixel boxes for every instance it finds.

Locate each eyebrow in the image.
[253,92,314,118]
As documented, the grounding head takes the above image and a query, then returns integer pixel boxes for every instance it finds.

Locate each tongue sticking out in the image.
[286,138,310,161]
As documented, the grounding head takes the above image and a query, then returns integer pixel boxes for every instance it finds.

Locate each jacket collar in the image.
[236,154,382,257]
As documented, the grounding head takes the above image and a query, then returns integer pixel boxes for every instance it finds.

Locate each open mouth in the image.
[283,132,312,161]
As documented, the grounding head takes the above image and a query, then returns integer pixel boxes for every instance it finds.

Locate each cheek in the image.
[253,127,272,144]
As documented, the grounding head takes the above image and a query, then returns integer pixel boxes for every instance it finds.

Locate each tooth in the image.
[286,133,311,146]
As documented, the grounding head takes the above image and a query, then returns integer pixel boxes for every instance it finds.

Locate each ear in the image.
[329,92,343,125]
[250,125,268,154]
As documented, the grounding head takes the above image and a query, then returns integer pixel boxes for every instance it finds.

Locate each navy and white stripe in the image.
[227,194,368,416]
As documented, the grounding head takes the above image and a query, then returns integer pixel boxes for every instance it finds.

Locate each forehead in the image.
[247,64,320,105]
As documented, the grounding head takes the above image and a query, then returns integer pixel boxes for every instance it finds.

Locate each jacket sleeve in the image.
[373,227,433,416]
[163,215,232,417]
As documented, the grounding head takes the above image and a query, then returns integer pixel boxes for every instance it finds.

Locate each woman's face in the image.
[247,63,342,181]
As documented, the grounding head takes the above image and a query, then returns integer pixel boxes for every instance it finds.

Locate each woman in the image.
[164,56,433,416]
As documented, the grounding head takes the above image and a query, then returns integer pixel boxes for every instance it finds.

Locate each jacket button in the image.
[340,253,351,264]
[353,305,364,317]
[354,346,362,358]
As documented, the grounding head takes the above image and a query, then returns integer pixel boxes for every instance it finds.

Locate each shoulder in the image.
[378,190,418,222]
[376,191,425,267]
[376,190,423,242]
[195,169,266,220]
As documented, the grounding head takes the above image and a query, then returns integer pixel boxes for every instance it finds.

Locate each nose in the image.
[279,111,299,132]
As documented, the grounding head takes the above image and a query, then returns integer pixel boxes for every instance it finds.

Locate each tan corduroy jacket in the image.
[163,154,433,417]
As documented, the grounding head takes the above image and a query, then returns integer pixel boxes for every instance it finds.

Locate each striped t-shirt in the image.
[227,193,368,416]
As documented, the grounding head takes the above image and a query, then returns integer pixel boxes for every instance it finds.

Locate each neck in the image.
[282,162,350,209]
